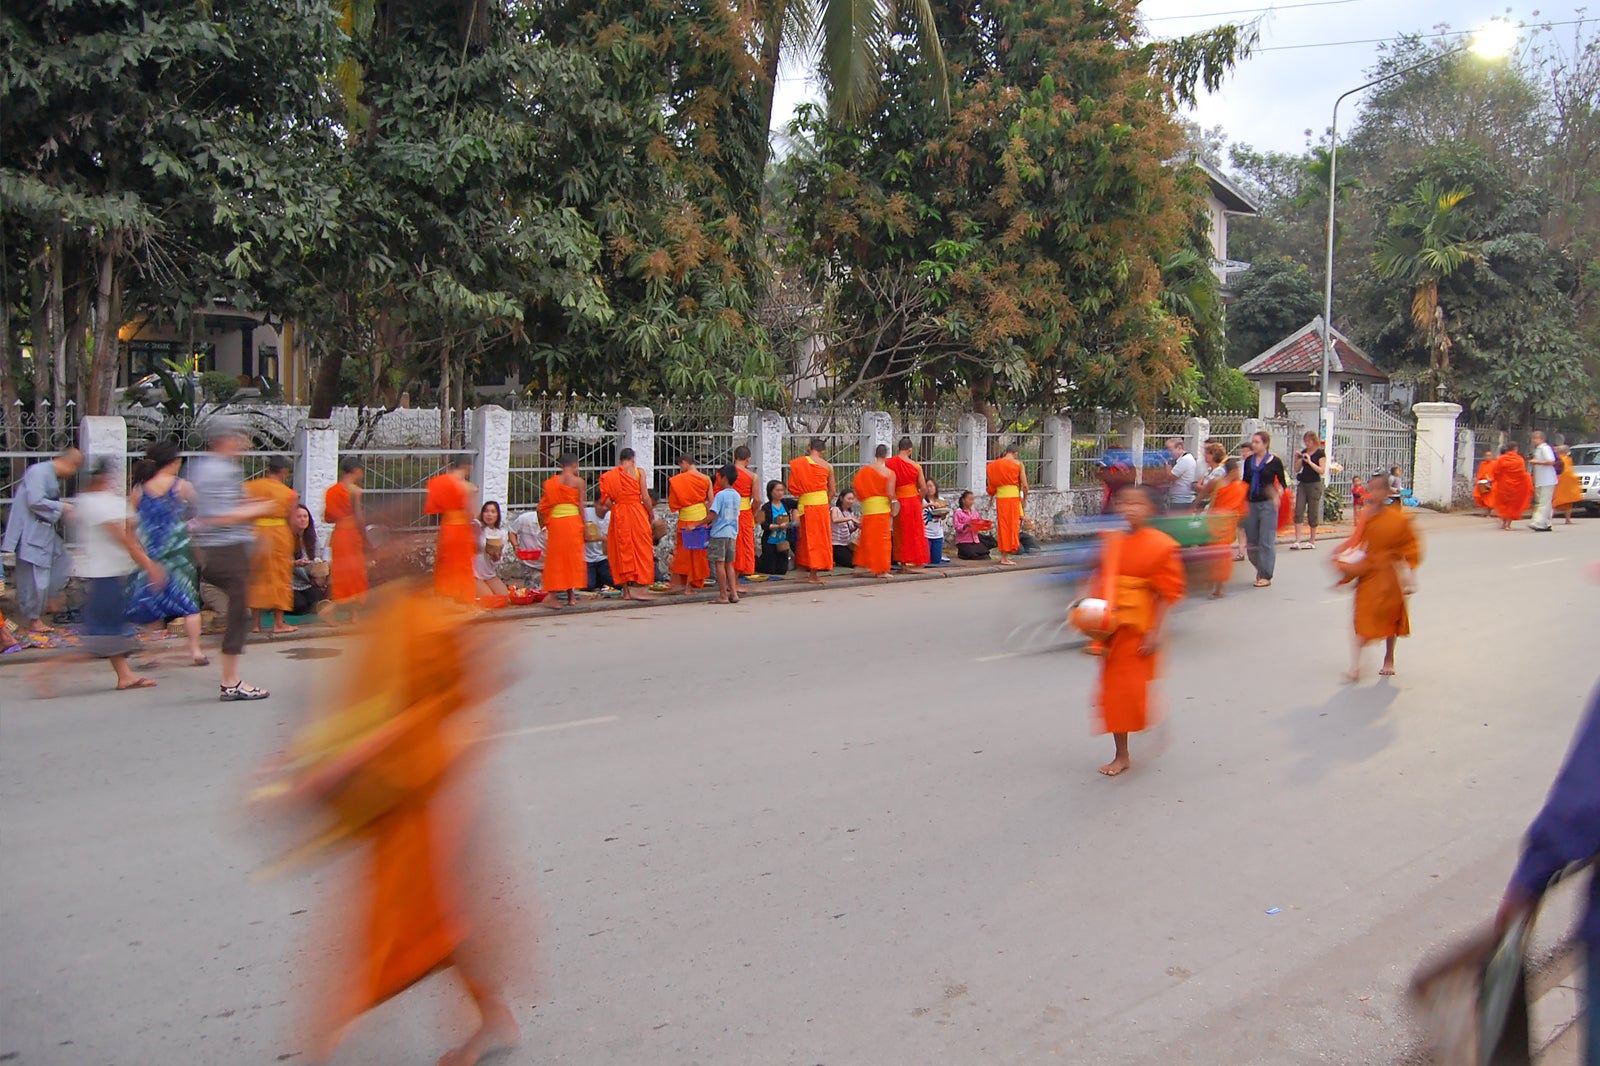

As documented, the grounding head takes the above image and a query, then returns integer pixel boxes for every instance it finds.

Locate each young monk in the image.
[986,443,1027,566]
[1490,443,1533,531]
[1472,455,1496,516]
[851,444,897,578]
[885,436,928,570]
[424,455,477,603]
[787,437,837,584]
[597,448,655,600]
[1083,486,1186,777]
[245,456,300,634]
[732,446,757,579]
[538,452,587,608]
[324,456,368,616]
[1206,457,1248,599]
[1334,473,1422,681]
[1553,444,1582,524]
[668,455,712,592]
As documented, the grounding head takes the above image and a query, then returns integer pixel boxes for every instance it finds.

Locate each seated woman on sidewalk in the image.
[757,481,792,576]
[474,500,510,600]
[289,504,329,617]
[952,492,997,561]
[830,490,859,570]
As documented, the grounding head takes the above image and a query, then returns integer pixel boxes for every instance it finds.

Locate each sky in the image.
[770,0,1595,159]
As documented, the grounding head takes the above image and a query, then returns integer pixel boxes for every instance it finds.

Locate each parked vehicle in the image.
[1566,443,1600,516]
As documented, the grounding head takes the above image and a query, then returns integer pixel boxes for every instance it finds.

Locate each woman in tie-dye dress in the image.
[126,440,208,665]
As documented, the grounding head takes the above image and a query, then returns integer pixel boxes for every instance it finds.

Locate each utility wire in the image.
[1145,0,1363,22]
[1252,16,1594,52]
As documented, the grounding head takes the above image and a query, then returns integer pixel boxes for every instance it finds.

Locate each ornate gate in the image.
[1332,385,1413,507]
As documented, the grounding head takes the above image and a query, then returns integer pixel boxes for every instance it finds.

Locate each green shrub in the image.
[199,371,242,402]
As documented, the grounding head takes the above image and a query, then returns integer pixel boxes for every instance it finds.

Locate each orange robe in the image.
[538,476,587,594]
[324,483,368,603]
[733,466,757,576]
[885,455,928,565]
[599,466,654,587]
[245,478,297,612]
[787,456,834,573]
[1472,459,1496,510]
[1208,479,1248,585]
[1554,459,1582,510]
[1089,526,1186,735]
[424,474,475,603]
[669,469,712,588]
[1491,453,1533,520]
[851,465,894,575]
[986,457,1024,554]
[1344,504,1421,642]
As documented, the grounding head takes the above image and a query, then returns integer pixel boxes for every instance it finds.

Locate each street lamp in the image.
[1317,20,1517,443]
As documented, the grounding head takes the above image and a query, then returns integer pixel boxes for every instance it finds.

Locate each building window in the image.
[126,340,215,382]
[258,345,279,383]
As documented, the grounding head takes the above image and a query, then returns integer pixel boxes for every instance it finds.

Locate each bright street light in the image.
[1470,19,1519,60]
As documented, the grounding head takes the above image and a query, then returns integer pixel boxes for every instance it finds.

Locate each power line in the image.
[1145,0,1363,23]
[1251,16,1594,52]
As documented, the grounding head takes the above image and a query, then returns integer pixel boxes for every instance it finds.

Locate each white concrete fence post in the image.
[471,405,512,515]
[618,406,655,489]
[956,413,987,496]
[79,416,127,478]
[1041,414,1072,492]
[1412,402,1462,508]
[293,420,339,544]
[1280,392,1321,452]
[1455,427,1475,501]
[859,410,893,466]
[1185,417,1209,465]
[1120,416,1145,483]
[751,409,785,492]
[1240,417,1264,448]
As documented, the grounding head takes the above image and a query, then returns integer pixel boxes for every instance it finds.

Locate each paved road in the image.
[3,515,1596,1065]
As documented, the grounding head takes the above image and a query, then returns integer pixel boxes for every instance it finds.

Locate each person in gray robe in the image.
[2,447,83,630]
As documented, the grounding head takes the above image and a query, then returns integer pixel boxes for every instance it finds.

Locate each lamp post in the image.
[1317,20,1517,446]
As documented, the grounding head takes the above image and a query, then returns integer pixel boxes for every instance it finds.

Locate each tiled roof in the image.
[1238,317,1387,380]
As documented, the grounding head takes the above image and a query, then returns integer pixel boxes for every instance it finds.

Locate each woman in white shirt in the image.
[473,500,510,599]
[72,458,164,690]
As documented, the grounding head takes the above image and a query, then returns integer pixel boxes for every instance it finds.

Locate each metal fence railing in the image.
[506,404,616,512]
[989,430,1045,483]
[652,397,743,501]
[341,448,458,530]
[892,408,962,496]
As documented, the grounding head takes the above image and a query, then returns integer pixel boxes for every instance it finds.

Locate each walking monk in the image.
[986,442,1028,566]
[885,437,927,569]
[539,452,587,608]
[1472,454,1496,515]
[1490,443,1533,531]
[1553,444,1582,524]
[324,457,368,616]
[245,456,300,634]
[253,581,526,1066]
[425,455,477,604]
[733,446,757,579]
[1334,473,1422,681]
[597,448,655,600]
[1205,457,1247,598]
[668,455,712,592]
[1083,486,1185,777]
[852,445,897,578]
[788,437,837,584]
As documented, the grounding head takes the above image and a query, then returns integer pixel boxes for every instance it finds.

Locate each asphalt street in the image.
[2,513,1596,1065]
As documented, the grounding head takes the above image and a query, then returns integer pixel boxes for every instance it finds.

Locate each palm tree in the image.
[1371,180,1480,398]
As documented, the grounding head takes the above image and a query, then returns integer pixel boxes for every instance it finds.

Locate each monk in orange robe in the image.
[324,457,368,613]
[986,444,1027,566]
[257,581,524,1066]
[598,448,656,599]
[732,446,758,578]
[1085,486,1186,777]
[245,457,300,634]
[885,437,928,568]
[1472,457,1496,515]
[1553,445,1583,524]
[1334,474,1422,681]
[1206,458,1248,598]
[851,445,897,577]
[787,437,837,584]
[1490,443,1533,530]
[424,456,477,604]
[539,452,587,607]
[668,455,712,592]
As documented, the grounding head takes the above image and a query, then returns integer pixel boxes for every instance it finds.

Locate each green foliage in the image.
[1208,366,1258,412]
[1226,256,1323,365]
[198,371,243,404]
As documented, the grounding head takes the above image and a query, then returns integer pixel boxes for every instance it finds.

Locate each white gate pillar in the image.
[1412,402,1462,508]
[859,410,893,466]
[751,409,786,492]
[470,405,512,514]
[618,406,655,489]
[956,413,988,496]
[1041,414,1072,492]
[293,420,339,540]
[79,416,127,477]
[1120,416,1145,484]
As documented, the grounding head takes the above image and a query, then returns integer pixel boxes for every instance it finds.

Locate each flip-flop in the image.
[116,677,157,691]
[191,656,211,667]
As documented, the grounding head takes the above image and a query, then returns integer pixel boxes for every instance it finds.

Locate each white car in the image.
[1567,443,1600,516]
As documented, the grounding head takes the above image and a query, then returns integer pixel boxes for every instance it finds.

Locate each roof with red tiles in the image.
[1238,317,1387,380]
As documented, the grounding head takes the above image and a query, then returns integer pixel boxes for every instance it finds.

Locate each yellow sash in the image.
[797,490,828,515]
[440,510,469,526]
[678,503,708,523]
[861,496,892,516]
[739,498,752,511]
[996,484,1022,499]
[1111,575,1156,634]
[895,485,920,499]
[549,503,580,520]
[256,517,287,527]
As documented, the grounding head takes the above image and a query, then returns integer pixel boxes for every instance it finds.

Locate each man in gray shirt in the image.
[2,447,82,631]
[188,419,274,700]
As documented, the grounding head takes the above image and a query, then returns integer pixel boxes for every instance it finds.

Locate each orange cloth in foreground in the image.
[245,478,297,612]
[538,476,587,594]
[425,475,475,603]
[787,456,834,573]
[1472,459,1495,510]
[1089,526,1185,735]
[733,466,757,576]
[1208,479,1248,585]
[986,457,1024,554]
[1491,453,1533,520]
[599,466,655,587]
[1344,503,1422,642]
[1554,460,1582,509]
[852,465,893,575]
[324,483,368,603]
[669,470,711,588]
[885,455,928,565]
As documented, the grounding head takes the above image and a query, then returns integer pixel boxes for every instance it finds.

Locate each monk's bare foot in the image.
[715,596,730,604]
[1378,661,1396,676]
[624,589,655,601]
[437,1001,520,1066]
[1098,757,1131,777]
[1342,668,1360,684]
[269,624,298,635]
[545,597,565,609]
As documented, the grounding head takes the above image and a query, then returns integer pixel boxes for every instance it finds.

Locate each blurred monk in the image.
[1334,474,1422,681]
[257,582,524,1066]
[1553,444,1582,525]
[1084,486,1185,777]
[424,455,477,604]
[852,445,896,578]
[885,436,927,569]
[324,457,368,615]
[986,443,1027,566]
[788,437,836,584]
[1472,455,1496,515]
[245,456,300,634]
[597,448,655,600]
[732,446,757,578]
[1490,443,1533,531]
[668,455,711,592]
[539,453,587,608]
[1206,457,1247,598]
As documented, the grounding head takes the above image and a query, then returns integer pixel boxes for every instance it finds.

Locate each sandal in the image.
[1253,578,1272,587]
[220,682,270,702]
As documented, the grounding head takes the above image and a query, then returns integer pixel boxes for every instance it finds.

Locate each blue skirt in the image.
[81,576,139,658]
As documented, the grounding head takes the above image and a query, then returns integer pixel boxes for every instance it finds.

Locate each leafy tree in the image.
[1371,179,1480,394]
[1225,255,1323,366]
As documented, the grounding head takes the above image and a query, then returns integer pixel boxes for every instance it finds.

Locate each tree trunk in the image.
[439,343,453,448]
[308,343,344,420]
[87,247,120,415]
[0,290,18,445]
[49,245,67,432]
[27,238,50,422]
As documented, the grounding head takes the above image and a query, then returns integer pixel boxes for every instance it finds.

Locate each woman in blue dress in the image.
[126,439,208,665]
